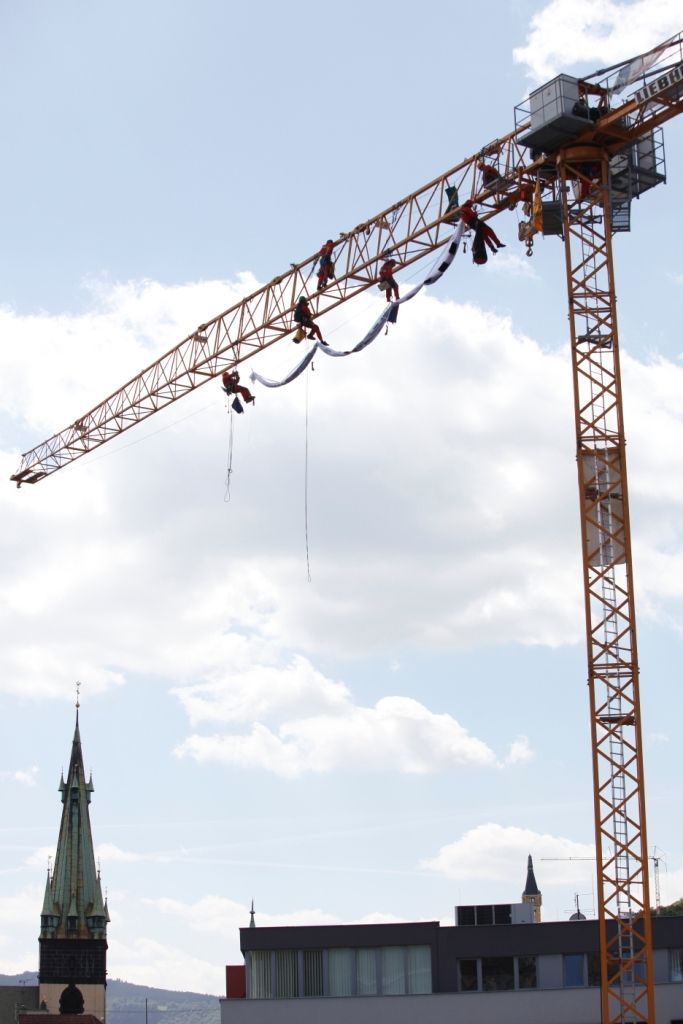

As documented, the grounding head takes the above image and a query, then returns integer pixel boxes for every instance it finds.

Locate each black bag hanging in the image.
[472,222,488,265]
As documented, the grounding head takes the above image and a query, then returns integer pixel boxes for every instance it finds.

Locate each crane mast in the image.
[560,146,653,1024]
[10,33,683,1024]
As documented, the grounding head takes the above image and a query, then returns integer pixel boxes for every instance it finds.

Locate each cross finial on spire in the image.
[76,680,81,711]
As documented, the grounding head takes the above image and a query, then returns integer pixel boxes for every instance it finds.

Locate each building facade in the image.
[221,914,683,1023]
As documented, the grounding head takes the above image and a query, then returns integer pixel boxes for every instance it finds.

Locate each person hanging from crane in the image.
[477,159,502,188]
[459,200,506,262]
[590,91,610,122]
[575,160,602,202]
[572,94,591,119]
[293,296,326,344]
[378,256,399,302]
[221,370,255,413]
[316,239,335,291]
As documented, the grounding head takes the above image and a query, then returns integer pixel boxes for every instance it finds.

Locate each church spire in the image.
[39,700,107,1021]
[41,705,105,940]
[523,854,540,897]
[521,854,542,923]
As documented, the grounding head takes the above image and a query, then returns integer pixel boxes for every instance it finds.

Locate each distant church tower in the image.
[39,708,108,1020]
[521,853,542,923]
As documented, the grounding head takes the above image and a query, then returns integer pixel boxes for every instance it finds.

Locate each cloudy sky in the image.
[2,0,683,998]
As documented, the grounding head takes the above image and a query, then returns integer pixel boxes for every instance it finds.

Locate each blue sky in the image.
[1,0,683,996]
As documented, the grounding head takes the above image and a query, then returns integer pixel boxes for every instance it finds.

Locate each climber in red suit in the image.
[221,370,255,406]
[379,258,400,302]
[460,200,506,253]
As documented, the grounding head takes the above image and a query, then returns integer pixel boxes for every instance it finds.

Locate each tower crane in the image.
[11,32,683,1024]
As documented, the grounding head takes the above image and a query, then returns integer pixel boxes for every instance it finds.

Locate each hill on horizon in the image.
[0,974,220,1024]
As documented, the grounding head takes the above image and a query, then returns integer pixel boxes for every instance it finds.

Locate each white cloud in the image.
[514,0,682,82]
[488,252,539,279]
[25,847,54,869]
[0,278,584,706]
[96,843,178,865]
[0,886,41,972]
[0,274,258,433]
[0,766,38,787]
[0,887,42,925]
[175,692,498,779]
[149,894,339,936]
[150,894,418,936]
[421,823,594,884]
[503,735,534,766]
[2,274,683,735]
[108,935,222,994]
[172,655,350,726]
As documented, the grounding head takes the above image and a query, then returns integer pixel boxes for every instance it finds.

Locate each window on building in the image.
[482,956,514,992]
[459,959,479,992]
[303,950,323,997]
[244,942,432,1000]
[356,949,377,996]
[275,950,298,998]
[494,904,512,924]
[672,949,683,983]
[477,904,494,925]
[457,905,476,926]
[249,951,272,999]
[587,952,601,987]
[563,953,585,987]
[381,946,406,994]
[407,946,432,994]
[329,948,354,996]
[518,954,537,989]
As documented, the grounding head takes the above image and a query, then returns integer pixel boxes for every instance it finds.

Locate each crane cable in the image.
[304,366,312,583]
[224,405,235,503]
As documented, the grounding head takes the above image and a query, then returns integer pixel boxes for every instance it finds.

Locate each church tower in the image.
[39,708,108,1021]
[521,853,542,923]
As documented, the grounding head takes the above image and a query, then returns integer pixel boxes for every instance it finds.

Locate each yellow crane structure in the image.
[11,33,683,1024]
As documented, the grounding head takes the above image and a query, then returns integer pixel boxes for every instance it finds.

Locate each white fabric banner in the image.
[612,38,673,93]
[250,221,464,389]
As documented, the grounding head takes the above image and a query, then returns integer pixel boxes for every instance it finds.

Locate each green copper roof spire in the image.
[40,703,107,940]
